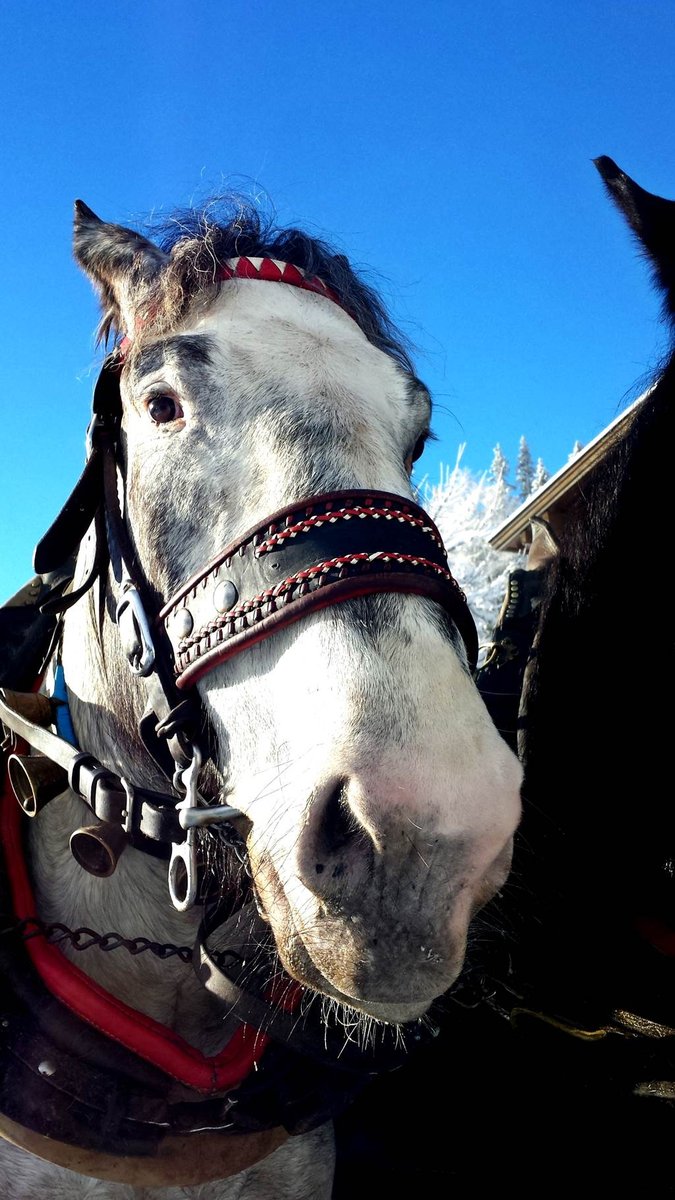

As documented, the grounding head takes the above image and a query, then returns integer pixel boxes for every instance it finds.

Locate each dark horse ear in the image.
[594,156,675,319]
[73,200,169,342]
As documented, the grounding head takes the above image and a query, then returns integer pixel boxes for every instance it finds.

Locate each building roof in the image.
[488,389,650,552]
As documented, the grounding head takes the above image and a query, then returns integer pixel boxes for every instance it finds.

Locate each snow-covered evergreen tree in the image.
[419,445,523,661]
[489,443,509,485]
[516,435,535,500]
[532,457,549,492]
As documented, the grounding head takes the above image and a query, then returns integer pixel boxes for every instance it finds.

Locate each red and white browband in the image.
[119,257,352,352]
[218,256,347,311]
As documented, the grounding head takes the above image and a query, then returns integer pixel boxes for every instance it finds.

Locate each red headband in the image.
[217,255,346,310]
[120,257,352,353]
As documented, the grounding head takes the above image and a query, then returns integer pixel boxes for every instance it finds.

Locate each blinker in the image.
[32,352,123,590]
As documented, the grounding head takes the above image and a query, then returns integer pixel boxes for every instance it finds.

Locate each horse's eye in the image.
[405,434,427,474]
[147,395,183,424]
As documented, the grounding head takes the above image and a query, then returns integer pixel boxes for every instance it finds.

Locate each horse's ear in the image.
[594,156,675,317]
[73,200,169,342]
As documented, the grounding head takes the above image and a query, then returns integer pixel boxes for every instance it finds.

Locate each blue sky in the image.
[2,1,675,600]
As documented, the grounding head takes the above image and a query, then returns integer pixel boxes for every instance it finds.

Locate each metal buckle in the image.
[168,746,244,909]
[120,778,141,837]
[168,746,202,912]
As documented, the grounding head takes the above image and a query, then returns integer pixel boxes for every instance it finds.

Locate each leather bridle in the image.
[0,261,480,1163]
[2,316,478,913]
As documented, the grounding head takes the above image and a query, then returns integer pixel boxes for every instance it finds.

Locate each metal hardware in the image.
[168,746,202,912]
[7,753,69,816]
[213,580,238,613]
[70,822,129,876]
[179,802,242,829]
[116,583,156,676]
[120,777,141,836]
[5,915,193,963]
[173,607,194,638]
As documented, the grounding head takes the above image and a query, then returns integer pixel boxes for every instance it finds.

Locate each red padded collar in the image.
[0,764,265,1095]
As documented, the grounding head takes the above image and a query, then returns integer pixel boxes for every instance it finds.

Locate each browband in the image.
[217,256,347,314]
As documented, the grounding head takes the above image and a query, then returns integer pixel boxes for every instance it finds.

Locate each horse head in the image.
[40,198,522,1029]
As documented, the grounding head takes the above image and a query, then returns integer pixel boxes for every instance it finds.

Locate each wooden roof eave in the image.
[488,389,651,552]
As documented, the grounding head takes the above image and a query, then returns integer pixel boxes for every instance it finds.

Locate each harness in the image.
[0,260,479,1181]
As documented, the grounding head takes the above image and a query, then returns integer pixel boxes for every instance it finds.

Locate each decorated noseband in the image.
[160,489,478,688]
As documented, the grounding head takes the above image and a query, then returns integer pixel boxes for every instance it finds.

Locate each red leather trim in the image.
[176,572,458,689]
[159,489,446,612]
[0,767,268,1095]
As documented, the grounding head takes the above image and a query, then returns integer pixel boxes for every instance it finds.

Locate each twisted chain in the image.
[2,916,193,963]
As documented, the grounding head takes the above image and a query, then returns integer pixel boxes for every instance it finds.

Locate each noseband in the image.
[161,489,477,689]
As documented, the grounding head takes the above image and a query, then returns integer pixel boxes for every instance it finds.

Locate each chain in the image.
[2,916,193,963]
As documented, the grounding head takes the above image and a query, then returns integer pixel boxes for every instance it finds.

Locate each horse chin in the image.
[315,985,434,1025]
[469,836,515,916]
[250,860,465,1024]
[274,929,441,1023]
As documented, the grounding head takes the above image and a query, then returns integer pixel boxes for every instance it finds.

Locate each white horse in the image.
[0,198,522,1198]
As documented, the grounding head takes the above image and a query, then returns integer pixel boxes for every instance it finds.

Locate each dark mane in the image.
[510,352,675,1021]
[119,197,416,375]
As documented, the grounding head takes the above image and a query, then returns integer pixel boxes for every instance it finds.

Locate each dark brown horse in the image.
[333,156,675,1195]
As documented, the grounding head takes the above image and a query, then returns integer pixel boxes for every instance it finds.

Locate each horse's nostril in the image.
[298,777,372,891]
[315,777,355,862]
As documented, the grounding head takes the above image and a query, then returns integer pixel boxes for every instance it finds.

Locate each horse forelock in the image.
[101,196,415,376]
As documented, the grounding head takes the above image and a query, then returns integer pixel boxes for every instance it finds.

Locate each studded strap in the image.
[159,490,478,688]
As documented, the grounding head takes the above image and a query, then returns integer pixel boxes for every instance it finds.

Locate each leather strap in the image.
[161,489,478,687]
[0,689,182,855]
